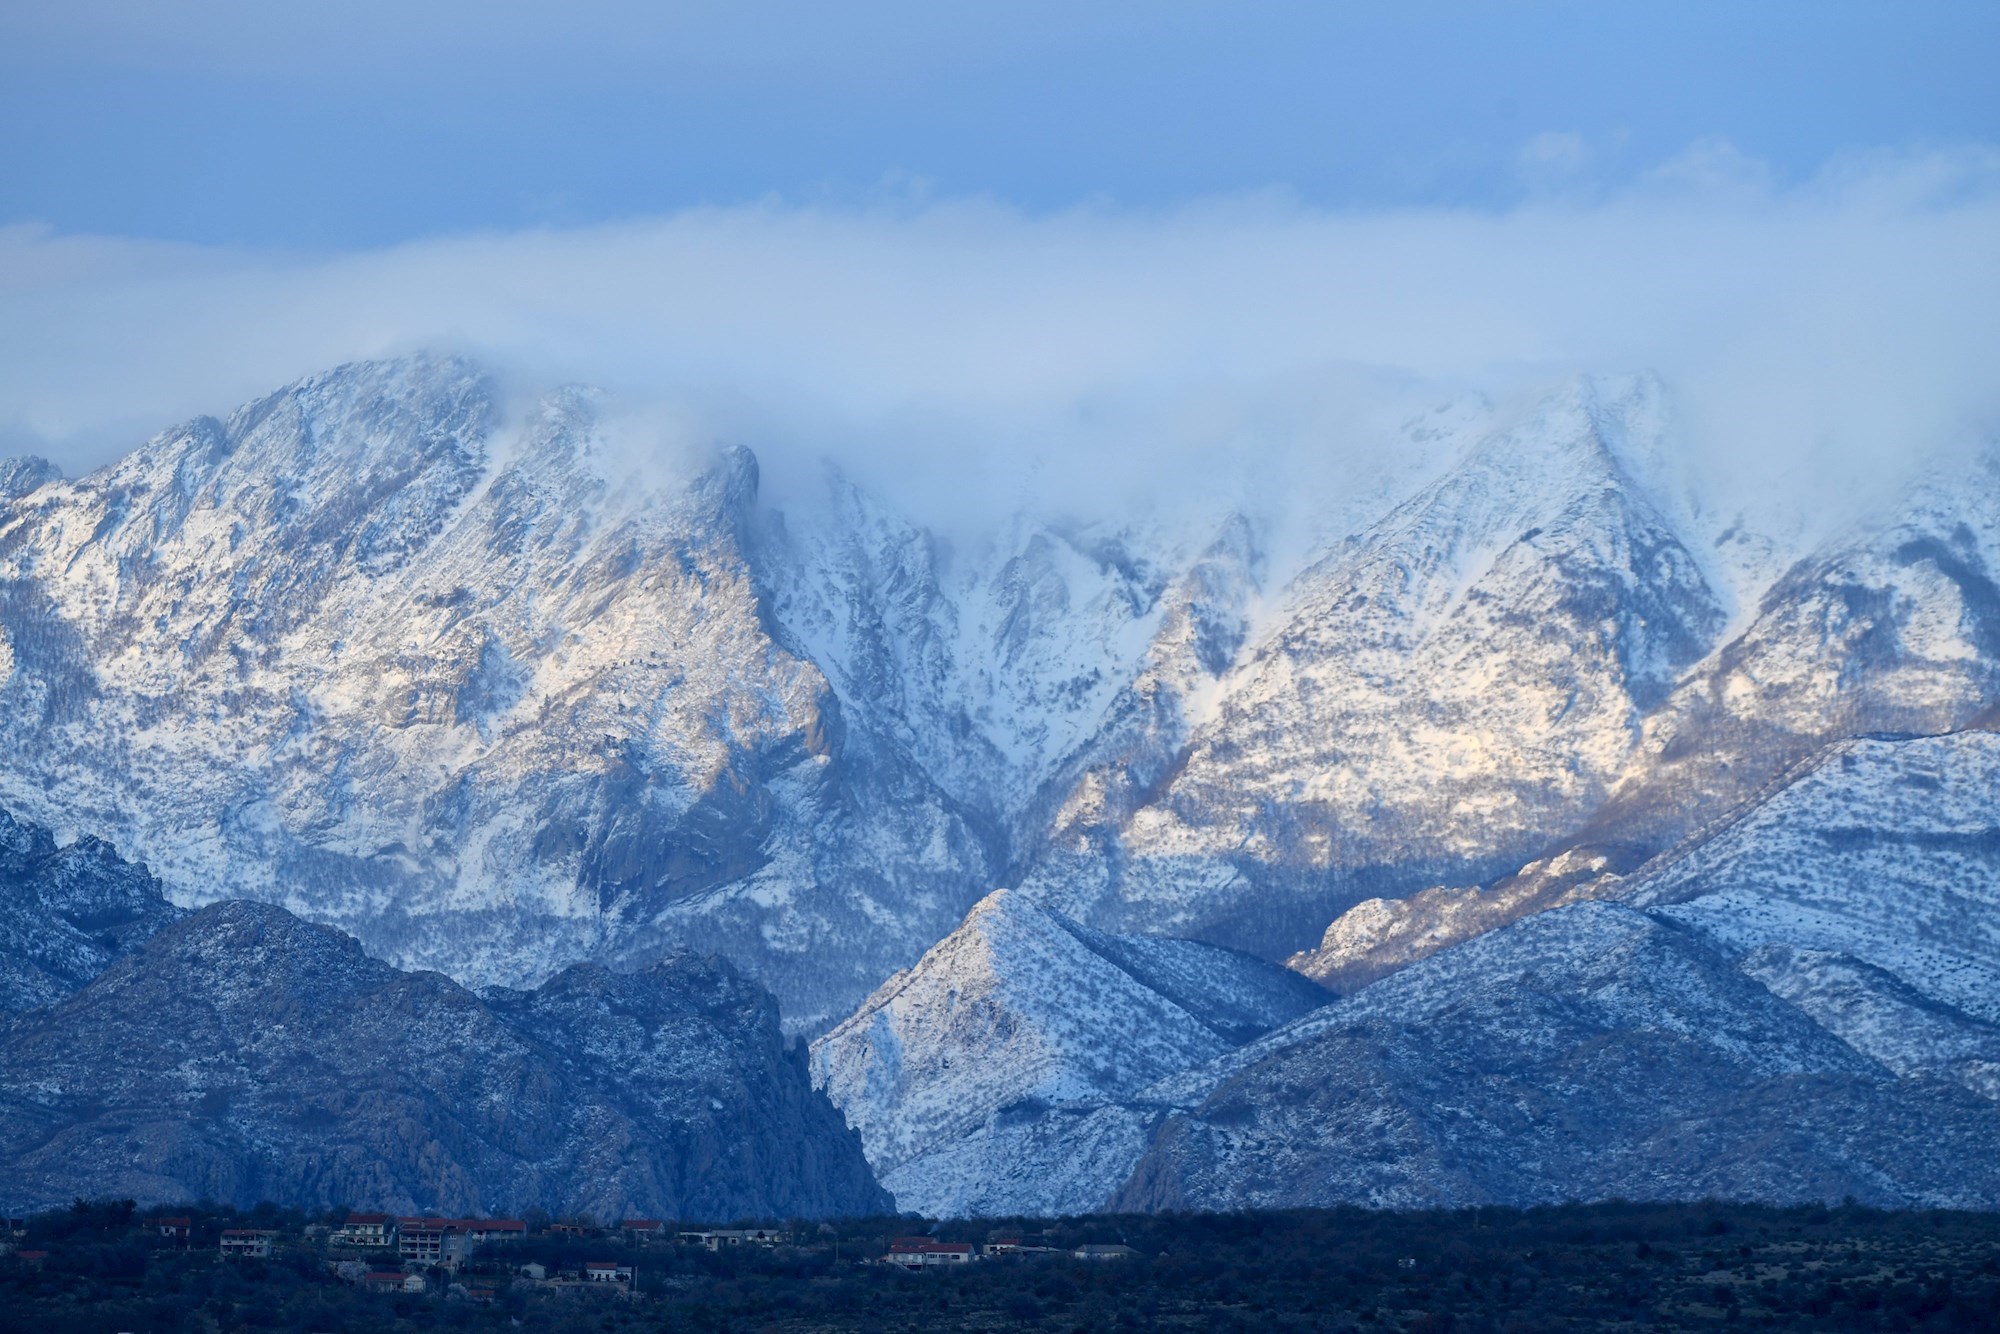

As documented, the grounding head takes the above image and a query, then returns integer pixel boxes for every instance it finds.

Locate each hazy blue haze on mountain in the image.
[0,899,890,1217]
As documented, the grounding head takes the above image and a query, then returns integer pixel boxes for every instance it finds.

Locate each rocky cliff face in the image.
[0,806,181,1011]
[1023,377,1731,958]
[0,899,889,1218]
[0,357,992,1030]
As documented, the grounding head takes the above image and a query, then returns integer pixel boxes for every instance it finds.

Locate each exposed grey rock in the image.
[0,899,891,1218]
[0,805,181,1011]
[1286,845,1640,992]
[1026,376,1732,959]
[0,457,59,500]
[0,357,994,1031]
[1113,903,2000,1212]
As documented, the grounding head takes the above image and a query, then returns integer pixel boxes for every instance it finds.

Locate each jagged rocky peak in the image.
[0,806,181,1012]
[1029,374,1730,958]
[0,353,997,1030]
[751,450,1283,901]
[0,455,60,500]
[1578,441,2000,859]
[810,887,1327,1217]
[0,898,890,1218]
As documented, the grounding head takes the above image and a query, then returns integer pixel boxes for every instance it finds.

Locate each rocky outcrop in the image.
[0,806,180,1011]
[0,900,890,1218]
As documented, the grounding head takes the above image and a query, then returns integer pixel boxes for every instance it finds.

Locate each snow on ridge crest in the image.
[809,886,1326,1211]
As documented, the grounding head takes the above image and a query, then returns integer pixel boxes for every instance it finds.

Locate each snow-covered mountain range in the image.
[1113,729,2000,1212]
[2,352,1997,1212]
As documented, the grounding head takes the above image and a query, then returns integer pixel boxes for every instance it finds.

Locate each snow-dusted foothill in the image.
[1102,730,2000,1212]
[1114,901,2000,1212]
[809,889,1327,1216]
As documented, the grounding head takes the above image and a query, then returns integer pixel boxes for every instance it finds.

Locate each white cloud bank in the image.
[1,141,1996,541]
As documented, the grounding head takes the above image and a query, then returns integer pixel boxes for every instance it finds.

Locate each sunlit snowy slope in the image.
[2,352,1996,1089]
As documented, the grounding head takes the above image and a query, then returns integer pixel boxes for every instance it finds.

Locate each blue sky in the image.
[3,0,1996,245]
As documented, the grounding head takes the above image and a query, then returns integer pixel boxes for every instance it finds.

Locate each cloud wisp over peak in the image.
[0,140,1994,549]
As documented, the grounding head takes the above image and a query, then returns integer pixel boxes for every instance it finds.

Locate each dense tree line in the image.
[0,1197,1995,1330]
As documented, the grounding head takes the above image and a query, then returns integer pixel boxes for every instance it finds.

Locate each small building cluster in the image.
[0,1205,1143,1307]
[877,1232,1140,1268]
[674,1226,787,1251]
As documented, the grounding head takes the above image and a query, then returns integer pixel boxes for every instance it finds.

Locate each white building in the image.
[677,1227,785,1251]
[219,1229,276,1258]
[333,1214,396,1248]
[885,1238,977,1267]
[1073,1244,1140,1261]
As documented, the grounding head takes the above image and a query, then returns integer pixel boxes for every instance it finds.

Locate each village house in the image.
[361,1270,427,1294]
[1073,1243,1141,1261]
[584,1260,634,1283]
[619,1218,665,1243]
[333,1213,396,1248]
[676,1226,785,1251]
[395,1217,474,1267]
[343,1215,529,1268]
[885,1237,978,1268]
[154,1216,193,1245]
[457,1218,527,1246]
[219,1229,277,1259]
